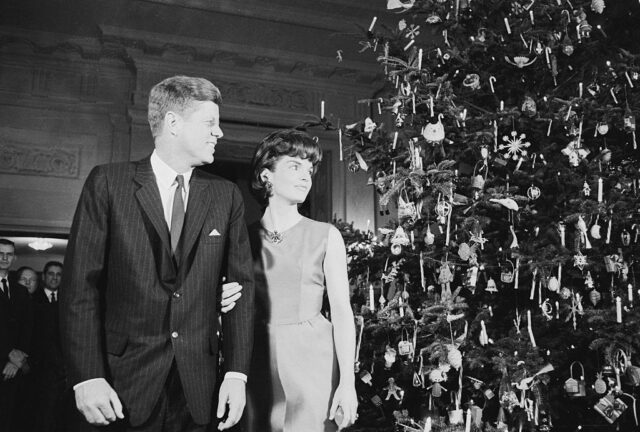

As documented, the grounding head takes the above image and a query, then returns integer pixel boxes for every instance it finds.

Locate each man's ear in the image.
[164,111,181,136]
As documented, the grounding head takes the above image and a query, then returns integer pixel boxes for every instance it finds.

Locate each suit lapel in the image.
[179,170,210,265]
[134,158,172,256]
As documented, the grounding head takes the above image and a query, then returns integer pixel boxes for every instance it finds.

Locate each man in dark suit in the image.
[32,261,67,432]
[0,238,33,431]
[60,76,255,432]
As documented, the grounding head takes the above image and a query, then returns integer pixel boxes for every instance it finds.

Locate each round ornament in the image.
[597,122,609,135]
[527,185,541,200]
[548,276,560,292]
[447,346,463,370]
[458,243,471,261]
[422,115,446,145]
[463,73,481,90]
[562,35,574,56]
[560,287,572,300]
[589,289,601,306]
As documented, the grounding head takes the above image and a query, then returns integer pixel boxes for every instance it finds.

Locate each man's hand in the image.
[74,378,124,426]
[8,349,27,368]
[216,377,246,430]
[220,281,243,314]
[2,361,19,380]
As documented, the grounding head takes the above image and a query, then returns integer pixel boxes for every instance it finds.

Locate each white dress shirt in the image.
[44,288,57,303]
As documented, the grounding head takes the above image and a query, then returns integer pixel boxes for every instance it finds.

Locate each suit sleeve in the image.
[60,165,109,386]
[221,184,255,376]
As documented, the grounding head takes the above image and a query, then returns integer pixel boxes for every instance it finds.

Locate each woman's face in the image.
[264,155,314,204]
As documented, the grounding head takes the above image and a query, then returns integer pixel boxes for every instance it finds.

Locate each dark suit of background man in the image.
[32,261,67,432]
[0,238,33,431]
[60,75,255,432]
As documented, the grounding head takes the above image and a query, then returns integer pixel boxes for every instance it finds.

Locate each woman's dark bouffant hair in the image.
[250,129,323,203]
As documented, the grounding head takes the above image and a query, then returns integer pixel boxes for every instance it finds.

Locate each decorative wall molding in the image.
[100,25,381,86]
[140,0,385,33]
[0,141,79,178]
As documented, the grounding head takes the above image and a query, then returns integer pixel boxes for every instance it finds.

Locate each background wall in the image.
[0,0,387,263]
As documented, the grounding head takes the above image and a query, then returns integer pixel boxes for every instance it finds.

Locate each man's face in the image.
[18,269,38,294]
[0,245,16,272]
[175,101,223,168]
[44,265,62,291]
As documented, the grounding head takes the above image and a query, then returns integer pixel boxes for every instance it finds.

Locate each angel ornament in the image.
[439,261,455,299]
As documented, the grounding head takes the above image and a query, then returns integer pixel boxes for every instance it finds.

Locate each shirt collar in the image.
[150,150,194,189]
[44,288,56,297]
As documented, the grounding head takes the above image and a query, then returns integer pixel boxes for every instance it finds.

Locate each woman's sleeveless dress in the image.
[246,217,338,432]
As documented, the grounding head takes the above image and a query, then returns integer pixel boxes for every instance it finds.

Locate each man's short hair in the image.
[43,261,63,274]
[0,239,15,249]
[147,76,222,138]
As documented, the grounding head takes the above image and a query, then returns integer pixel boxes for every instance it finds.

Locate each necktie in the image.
[170,175,186,255]
[1,278,8,299]
[50,291,56,303]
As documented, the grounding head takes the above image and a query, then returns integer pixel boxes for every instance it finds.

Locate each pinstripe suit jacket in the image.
[60,157,254,426]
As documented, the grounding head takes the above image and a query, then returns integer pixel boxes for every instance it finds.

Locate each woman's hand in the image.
[329,382,358,430]
[220,280,243,313]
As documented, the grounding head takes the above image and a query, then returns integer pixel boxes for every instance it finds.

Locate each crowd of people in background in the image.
[0,238,72,432]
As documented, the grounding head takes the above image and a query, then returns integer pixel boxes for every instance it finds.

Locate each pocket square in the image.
[209,229,221,236]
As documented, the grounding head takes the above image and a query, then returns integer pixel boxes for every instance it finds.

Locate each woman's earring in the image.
[265,180,273,194]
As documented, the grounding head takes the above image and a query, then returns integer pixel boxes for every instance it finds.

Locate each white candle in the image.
[527,310,537,347]
[321,100,325,119]
[629,284,634,303]
[626,72,634,88]
[404,39,415,51]
[392,131,398,149]
[529,10,534,25]
[420,252,425,291]
[504,17,511,34]
[500,100,504,111]
[579,82,583,98]
[368,16,377,32]
[399,297,404,317]
[598,178,603,202]
[418,48,423,70]
[465,408,472,432]
[338,129,343,161]
[369,284,375,311]
[366,219,371,232]
[424,417,432,432]
[616,296,622,323]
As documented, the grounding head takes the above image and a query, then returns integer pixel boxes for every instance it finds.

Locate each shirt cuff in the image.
[224,372,247,383]
[73,377,108,391]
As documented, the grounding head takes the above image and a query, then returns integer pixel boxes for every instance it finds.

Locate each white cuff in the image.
[224,372,247,383]
[73,377,108,391]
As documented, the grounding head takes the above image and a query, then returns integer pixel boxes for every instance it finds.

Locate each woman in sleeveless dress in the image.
[224,129,358,432]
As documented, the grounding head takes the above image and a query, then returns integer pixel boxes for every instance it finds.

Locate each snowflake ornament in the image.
[499,130,531,160]
[574,251,588,270]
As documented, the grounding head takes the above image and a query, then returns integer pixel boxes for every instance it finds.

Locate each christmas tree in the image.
[336,0,640,430]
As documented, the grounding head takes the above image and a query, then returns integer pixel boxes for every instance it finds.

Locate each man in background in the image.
[17,266,39,297]
[32,261,67,432]
[0,238,33,430]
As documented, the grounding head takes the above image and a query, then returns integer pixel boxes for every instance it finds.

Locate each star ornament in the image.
[573,251,588,270]
[469,230,488,248]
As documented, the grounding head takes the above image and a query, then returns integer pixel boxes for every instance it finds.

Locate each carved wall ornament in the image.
[0,142,79,178]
